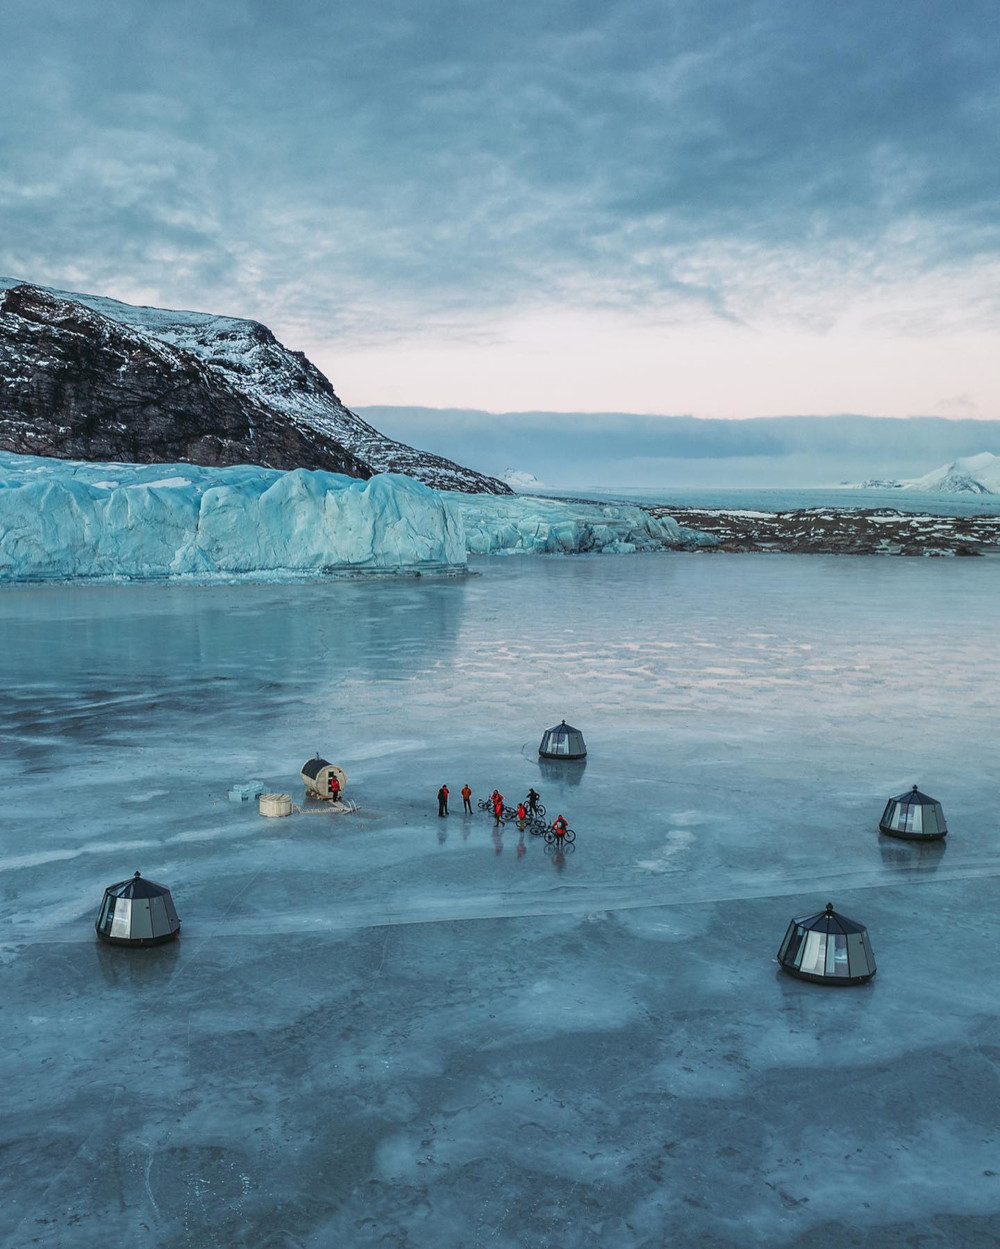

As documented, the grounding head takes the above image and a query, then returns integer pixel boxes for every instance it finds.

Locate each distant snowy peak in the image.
[904,452,1000,494]
[855,453,1000,495]
[500,469,543,490]
[0,279,511,495]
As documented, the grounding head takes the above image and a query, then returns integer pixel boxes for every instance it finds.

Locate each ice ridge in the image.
[0,452,713,581]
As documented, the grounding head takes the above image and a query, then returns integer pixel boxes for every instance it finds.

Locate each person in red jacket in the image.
[461,783,473,814]
[437,785,449,817]
[516,802,527,830]
[552,814,569,838]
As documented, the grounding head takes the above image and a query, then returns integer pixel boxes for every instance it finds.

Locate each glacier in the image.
[0,452,465,580]
[455,490,713,555]
[0,452,712,581]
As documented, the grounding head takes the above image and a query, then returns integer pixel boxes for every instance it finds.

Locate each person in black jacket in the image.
[437,785,449,817]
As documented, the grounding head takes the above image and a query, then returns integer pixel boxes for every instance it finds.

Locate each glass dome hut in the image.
[95,872,181,946]
[878,785,948,841]
[538,720,587,760]
[777,903,876,985]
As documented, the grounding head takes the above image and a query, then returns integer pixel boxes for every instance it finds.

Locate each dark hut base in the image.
[878,824,948,842]
[779,964,875,986]
[96,926,181,947]
[538,752,588,761]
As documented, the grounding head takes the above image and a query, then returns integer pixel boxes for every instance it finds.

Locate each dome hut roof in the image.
[538,720,587,760]
[879,785,948,841]
[95,872,181,946]
[777,902,876,985]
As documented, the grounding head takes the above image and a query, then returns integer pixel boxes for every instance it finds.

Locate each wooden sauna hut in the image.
[301,756,348,801]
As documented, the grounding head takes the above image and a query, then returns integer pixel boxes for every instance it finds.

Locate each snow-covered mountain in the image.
[0,280,511,495]
[902,452,1000,494]
[857,453,1000,494]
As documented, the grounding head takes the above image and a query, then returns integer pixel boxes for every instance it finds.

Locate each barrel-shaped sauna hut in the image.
[878,785,948,841]
[95,872,181,946]
[301,756,348,801]
[538,720,587,760]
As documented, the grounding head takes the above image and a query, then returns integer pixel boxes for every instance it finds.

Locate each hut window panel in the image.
[98,896,113,929]
[130,900,153,940]
[846,933,867,977]
[799,931,826,975]
[880,801,895,827]
[783,925,806,965]
[827,935,849,976]
[110,898,132,939]
[149,896,167,934]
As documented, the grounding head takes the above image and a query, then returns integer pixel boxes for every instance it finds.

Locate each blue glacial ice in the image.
[454,490,713,555]
[0,452,712,581]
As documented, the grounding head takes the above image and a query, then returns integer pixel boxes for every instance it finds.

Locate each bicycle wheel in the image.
[477,800,491,811]
[544,830,556,844]
[564,829,576,843]
[535,803,546,818]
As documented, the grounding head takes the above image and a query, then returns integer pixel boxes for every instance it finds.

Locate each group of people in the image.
[437,783,477,816]
[435,784,570,840]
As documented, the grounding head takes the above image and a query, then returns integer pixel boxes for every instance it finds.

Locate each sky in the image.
[1,0,998,419]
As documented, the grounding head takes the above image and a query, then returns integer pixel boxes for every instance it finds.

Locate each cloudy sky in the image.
[1,0,998,418]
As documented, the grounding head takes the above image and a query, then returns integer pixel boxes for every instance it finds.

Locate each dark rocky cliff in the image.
[0,281,512,495]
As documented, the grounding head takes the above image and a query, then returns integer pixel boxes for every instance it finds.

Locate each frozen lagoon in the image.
[2,553,999,1248]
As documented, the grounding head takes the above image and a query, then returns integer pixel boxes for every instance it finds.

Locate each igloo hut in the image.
[878,785,948,841]
[300,756,348,801]
[777,902,877,985]
[538,720,587,760]
[95,872,181,946]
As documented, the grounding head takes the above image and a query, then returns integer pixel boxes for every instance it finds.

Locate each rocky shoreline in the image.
[643,504,1000,555]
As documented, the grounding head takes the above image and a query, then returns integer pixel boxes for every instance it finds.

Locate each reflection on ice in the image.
[537,755,588,787]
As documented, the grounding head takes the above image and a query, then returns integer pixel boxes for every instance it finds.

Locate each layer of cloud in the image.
[1,0,998,349]
[357,408,1000,487]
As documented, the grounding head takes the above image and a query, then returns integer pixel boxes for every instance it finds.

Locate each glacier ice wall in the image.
[456,492,715,555]
[0,453,712,581]
[0,453,465,580]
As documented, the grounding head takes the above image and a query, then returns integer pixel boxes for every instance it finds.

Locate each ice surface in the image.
[0,452,711,580]
[2,554,999,1247]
